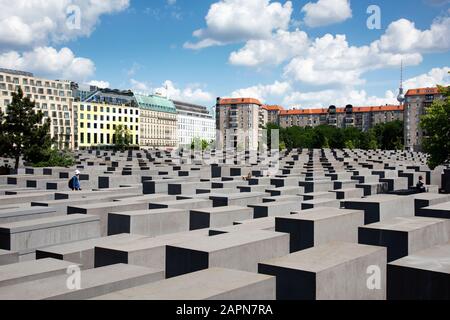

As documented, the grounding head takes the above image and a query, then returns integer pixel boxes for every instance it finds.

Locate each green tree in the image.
[373,120,404,150]
[0,88,53,169]
[191,138,211,151]
[420,85,450,169]
[114,125,132,151]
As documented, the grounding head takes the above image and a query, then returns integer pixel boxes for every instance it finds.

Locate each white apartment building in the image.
[0,68,76,149]
[173,100,216,147]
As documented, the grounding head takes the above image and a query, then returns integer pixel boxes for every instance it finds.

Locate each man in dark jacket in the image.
[70,170,82,191]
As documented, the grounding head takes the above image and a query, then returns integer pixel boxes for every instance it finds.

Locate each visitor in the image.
[242,172,252,181]
[69,170,82,191]
[416,175,426,193]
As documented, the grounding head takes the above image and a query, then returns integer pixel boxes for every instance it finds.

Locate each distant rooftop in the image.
[173,100,210,115]
[405,87,443,96]
[0,68,34,77]
[280,105,403,116]
[217,97,263,106]
[135,94,177,114]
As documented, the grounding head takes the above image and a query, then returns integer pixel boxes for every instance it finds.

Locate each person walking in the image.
[69,170,82,191]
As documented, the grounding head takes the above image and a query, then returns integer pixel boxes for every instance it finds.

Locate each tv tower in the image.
[397,60,405,106]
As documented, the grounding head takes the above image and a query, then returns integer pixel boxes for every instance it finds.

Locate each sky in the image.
[0,0,449,108]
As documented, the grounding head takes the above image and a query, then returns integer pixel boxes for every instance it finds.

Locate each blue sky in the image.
[0,0,448,108]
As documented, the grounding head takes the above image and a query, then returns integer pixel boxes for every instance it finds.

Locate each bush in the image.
[32,149,75,168]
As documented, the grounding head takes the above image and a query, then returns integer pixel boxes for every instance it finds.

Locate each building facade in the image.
[0,68,76,149]
[76,101,140,148]
[173,100,215,147]
[75,88,139,149]
[404,87,445,152]
[216,97,266,151]
[135,94,178,149]
[263,105,284,125]
[279,105,404,131]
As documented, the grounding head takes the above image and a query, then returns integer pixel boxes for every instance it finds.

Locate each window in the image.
[80,133,84,144]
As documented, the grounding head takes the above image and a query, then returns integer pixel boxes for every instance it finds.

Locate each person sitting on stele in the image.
[69,170,82,191]
[416,175,426,193]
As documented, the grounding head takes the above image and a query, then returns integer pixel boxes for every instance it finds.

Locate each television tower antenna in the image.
[397,60,405,106]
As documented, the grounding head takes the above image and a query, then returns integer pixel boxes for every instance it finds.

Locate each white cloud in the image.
[184,0,293,49]
[375,17,450,54]
[130,79,214,105]
[403,66,450,89]
[0,46,95,81]
[0,0,130,48]
[301,0,352,28]
[87,80,110,89]
[130,78,151,93]
[282,67,449,108]
[283,88,397,108]
[229,29,309,66]
[167,0,177,5]
[283,33,422,87]
[231,81,291,102]
[156,80,214,104]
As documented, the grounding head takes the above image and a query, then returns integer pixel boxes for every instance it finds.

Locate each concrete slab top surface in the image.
[345,194,412,203]
[96,232,206,252]
[111,208,186,216]
[68,200,144,210]
[0,264,162,300]
[249,201,299,209]
[413,194,450,201]
[0,207,57,217]
[421,201,450,211]
[190,206,250,214]
[209,192,269,200]
[361,216,448,232]
[171,229,287,252]
[389,242,450,273]
[0,214,99,233]
[92,268,274,300]
[0,258,79,282]
[260,241,386,273]
[287,208,363,221]
[38,234,146,255]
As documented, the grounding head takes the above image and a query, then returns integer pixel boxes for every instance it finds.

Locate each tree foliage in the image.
[420,85,450,169]
[0,88,55,169]
[265,121,406,151]
[113,125,132,151]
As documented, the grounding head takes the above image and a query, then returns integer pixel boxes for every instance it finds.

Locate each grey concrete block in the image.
[190,206,253,230]
[248,201,300,219]
[0,264,164,300]
[68,201,149,236]
[36,234,146,269]
[0,249,18,266]
[166,230,289,278]
[276,208,364,252]
[416,201,450,219]
[93,268,275,300]
[258,242,387,300]
[0,214,100,254]
[0,258,78,287]
[359,217,450,262]
[343,195,415,224]
[109,209,189,237]
[388,242,450,300]
[95,230,209,271]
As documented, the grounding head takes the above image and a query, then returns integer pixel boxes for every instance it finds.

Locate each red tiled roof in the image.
[218,98,262,106]
[405,87,440,96]
[262,105,285,111]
